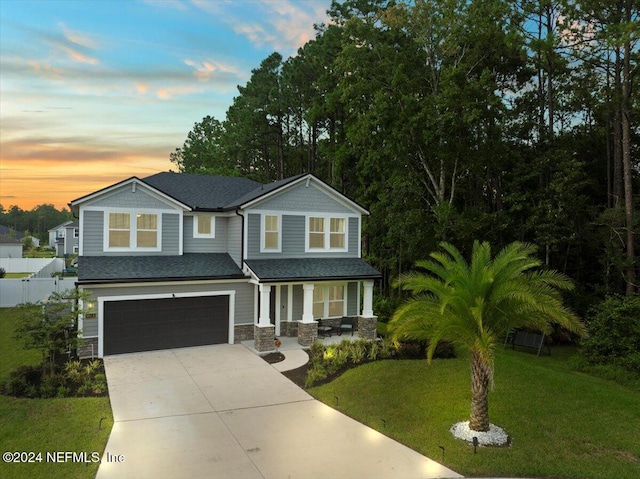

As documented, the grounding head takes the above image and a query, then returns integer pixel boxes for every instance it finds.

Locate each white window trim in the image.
[305,214,349,253]
[193,214,216,238]
[313,283,347,319]
[103,208,163,252]
[260,213,282,253]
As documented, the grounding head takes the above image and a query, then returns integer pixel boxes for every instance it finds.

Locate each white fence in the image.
[0,258,73,307]
[0,258,65,276]
[0,277,79,307]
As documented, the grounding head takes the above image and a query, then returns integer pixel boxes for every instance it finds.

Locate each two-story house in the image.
[69,172,380,358]
[48,220,79,256]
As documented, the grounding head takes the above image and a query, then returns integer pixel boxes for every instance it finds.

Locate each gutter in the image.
[76,273,247,286]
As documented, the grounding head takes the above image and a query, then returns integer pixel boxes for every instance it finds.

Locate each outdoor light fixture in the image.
[472,436,479,454]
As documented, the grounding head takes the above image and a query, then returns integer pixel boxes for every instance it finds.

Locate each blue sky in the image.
[0,0,332,209]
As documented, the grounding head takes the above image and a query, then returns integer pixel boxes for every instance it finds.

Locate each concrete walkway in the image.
[98,344,461,479]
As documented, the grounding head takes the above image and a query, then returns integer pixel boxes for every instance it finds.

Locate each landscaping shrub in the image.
[1,365,42,398]
[0,267,6,278]
[1,359,108,398]
[580,295,640,374]
[348,340,367,364]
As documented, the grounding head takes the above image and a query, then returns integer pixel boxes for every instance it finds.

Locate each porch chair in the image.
[317,318,333,338]
[338,317,355,336]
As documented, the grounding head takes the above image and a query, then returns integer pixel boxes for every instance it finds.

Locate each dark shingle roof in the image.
[244,258,381,282]
[143,172,262,210]
[0,225,25,239]
[78,253,244,283]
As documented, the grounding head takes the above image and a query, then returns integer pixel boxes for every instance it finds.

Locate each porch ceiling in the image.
[244,258,381,283]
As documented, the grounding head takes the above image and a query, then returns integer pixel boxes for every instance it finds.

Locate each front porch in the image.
[252,279,378,352]
[241,332,360,355]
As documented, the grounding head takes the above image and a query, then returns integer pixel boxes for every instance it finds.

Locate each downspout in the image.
[235,208,245,268]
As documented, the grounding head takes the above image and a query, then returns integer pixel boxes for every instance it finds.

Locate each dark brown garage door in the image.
[104,295,229,355]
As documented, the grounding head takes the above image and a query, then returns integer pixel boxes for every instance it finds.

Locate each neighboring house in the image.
[0,235,23,258]
[69,172,380,358]
[0,224,40,248]
[48,221,79,256]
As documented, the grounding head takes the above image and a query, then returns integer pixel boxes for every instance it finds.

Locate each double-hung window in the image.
[108,212,130,247]
[136,214,157,247]
[313,284,346,318]
[106,211,160,250]
[262,214,280,252]
[307,216,347,251]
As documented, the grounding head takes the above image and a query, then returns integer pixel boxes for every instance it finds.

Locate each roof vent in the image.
[305,177,310,187]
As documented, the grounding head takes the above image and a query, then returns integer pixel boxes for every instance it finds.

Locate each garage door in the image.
[104,295,229,355]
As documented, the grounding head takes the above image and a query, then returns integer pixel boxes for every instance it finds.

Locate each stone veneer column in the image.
[357,316,378,340]
[254,325,276,352]
[297,321,318,346]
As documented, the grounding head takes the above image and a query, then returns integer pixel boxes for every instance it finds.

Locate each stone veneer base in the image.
[254,325,276,352]
[357,316,378,340]
[297,321,318,346]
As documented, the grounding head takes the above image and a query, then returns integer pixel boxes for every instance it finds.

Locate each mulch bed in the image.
[260,350,311,388]
[261,352,286,364]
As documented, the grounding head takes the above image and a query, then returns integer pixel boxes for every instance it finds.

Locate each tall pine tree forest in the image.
[170,0,639,313]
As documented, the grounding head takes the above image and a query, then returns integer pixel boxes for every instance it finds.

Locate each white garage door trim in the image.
[97,290,236,357]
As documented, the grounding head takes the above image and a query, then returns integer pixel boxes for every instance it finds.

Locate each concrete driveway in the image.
[97,344,461,479]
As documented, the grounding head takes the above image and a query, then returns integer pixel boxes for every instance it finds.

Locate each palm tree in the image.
[390,241,586,432]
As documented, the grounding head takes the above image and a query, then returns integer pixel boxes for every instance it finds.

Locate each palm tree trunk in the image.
[470,351,491,432]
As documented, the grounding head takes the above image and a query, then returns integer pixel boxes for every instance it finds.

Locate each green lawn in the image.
[2,273,31,279]
[310,347,640,479]
[0,308,113,479]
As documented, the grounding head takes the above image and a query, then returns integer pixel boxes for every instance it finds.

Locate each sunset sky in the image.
[0,0,331,210]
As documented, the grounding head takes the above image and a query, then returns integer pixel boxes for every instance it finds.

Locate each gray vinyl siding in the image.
[82,210,104,256]
[88,185,171,209]
[226,215,242,266]
[183,215,228,254]
[291,285,303,320]
[82,318,98,337]
[254,182,355,214]
[246,213,360,259]
[347,282,358,316]
[88,281,255,325]
[81,210,180,256]
[161,214,180,255]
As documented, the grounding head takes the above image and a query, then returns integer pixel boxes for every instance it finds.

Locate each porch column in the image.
[358,280,377,340]
[298,283,317,346]
[255,284,275,352]
[301,283,315,323]
[362,280,374,318]
[258,284,271,326]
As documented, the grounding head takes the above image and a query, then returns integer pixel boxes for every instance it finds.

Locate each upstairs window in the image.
[136,214,157,247]
[106,211,160,251]
[193,214,215,238]
[330,218,346,249]
[308,217,325,249]
[262,214,280,251]
[307,216,348,251]
[108,213,130,247]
